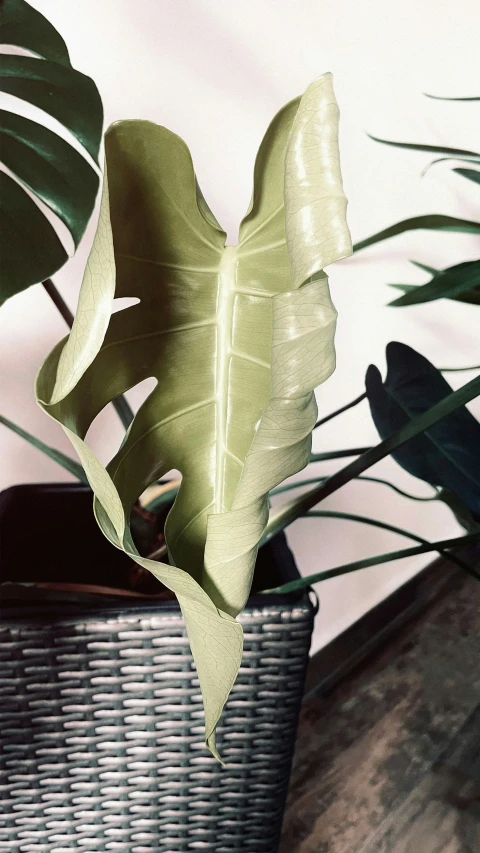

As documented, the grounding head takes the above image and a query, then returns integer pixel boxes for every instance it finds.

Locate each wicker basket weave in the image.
[0,485,314,853]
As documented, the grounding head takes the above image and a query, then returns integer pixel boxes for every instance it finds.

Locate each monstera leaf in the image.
[366,342,480,516]
[37,73,352,756]
[0,0,103,302]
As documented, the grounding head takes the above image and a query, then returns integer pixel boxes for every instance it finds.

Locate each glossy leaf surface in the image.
[366,342,480,516]
[0,0,103,300]
[37,74,352,755]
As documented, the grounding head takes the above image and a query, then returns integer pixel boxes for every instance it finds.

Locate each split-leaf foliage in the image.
[0,0,103,302]
[37,74,352,756]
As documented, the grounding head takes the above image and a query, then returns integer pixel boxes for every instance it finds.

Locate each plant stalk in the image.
[42,278,134,430]
[314,392,367,429]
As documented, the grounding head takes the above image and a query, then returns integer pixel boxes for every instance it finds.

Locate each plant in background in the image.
[2,8,480,759]
[0,0,133,460]
[353,94,480,310]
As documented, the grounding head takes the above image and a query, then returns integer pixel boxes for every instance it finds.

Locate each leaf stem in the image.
[310,447,372,462]
[0,414,87,483]
[314,392,367,429]
[262,531,480,594]
[42,278,74,325]
[42,278,134,430]
[271,475,437,502]
[264,374,480,541]
[440,365,480,373]
[302,510,480,580]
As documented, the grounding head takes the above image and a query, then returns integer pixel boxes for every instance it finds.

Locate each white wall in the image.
[1,0,478,654]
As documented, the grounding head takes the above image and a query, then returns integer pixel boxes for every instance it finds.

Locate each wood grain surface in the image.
[281,571,480,853]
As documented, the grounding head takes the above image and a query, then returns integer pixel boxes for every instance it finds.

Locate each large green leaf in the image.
[0,0,103,301]
[353,215,480,253]
[389,259,480,306]
[37,74,352,757]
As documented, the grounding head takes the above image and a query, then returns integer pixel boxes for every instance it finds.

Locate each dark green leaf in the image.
[0,0,103,301]
[424,94,480,102]
[0,110,99,248]
[353,215,480,254]
[0,0,70,65]
[0,171,67,300]
[389,282,480,307]
[262,531,480,594]
[368,133,480,160]
[366,342,480,516]
[0,413,87,482]
[263,371,480,541]
[410,261,439,275]
[453,167,480,186]
[0,55,103,161]
[389,259,480,306]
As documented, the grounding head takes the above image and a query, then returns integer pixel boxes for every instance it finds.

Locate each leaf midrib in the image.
[215,246,240,512]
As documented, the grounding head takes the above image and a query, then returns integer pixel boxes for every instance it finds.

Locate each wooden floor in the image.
[281,571,480,853]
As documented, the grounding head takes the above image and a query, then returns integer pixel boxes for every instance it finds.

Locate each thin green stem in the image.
[303,510,480,580]
[262,532,480,594]
[42,278,74,325]
[42,278,134,430]
[440,365,480,373]
[314,392,367,429]
[355,475,438,501]
[310,447,372,462]
[271,474,437,502]
[0,414,87,483]
[263,374,480,542]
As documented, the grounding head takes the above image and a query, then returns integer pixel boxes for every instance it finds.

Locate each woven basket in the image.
[0,484,315,853]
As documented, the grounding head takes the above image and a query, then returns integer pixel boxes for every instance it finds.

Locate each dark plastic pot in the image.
[0,483,315,853]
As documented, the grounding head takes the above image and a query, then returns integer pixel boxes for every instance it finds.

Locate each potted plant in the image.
[2,4,480,852]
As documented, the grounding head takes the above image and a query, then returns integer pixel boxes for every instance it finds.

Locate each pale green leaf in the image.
[37,73,351,757]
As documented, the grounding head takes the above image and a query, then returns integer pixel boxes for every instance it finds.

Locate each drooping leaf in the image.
[353,215,480,254]
[0,0,103,300]
[263,371,480,541]
[367,134,480,161]
[453,167,480,185]
[366,342,480,516]
[37,74,352,756]
[388,260,480,306]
